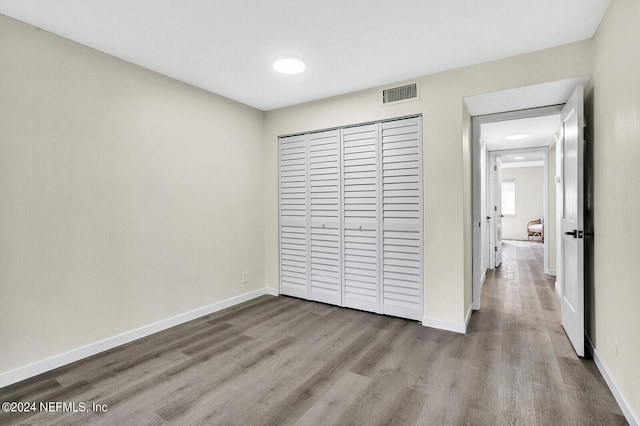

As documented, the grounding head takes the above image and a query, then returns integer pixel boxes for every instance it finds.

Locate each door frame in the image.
[472,105,562,310]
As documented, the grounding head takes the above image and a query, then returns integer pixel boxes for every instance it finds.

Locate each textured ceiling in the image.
[0,0,610,110]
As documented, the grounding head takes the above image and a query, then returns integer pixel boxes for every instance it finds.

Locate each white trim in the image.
[422,315,467,334]
[547,269,556,276]
[555,280,561,297]
[586,336,639,426]
[0,287,276,388]
[464,306,473,332]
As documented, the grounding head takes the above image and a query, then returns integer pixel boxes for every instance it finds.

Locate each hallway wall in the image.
[590,0,640,420]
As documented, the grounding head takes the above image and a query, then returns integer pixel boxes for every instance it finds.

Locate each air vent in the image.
[382,83,418,104]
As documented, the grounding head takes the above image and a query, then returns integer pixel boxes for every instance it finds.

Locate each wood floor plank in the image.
[293,372,372,425]
[0,240,627,425]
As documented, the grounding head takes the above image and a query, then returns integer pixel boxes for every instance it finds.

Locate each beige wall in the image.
[501,166,544,241]
[0,16,266,374]
[264,40,593,326]
[591,0,640,419]
[462,104,473,314]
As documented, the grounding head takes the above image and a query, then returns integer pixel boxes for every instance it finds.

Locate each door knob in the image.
[486,216,491,220]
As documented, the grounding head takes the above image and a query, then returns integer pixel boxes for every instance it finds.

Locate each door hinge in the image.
[495,246,497,252]
[494,165,497,171]
[494,206,497,211]
[583,126,587,141]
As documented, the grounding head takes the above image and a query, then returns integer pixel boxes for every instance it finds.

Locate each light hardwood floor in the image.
[0,240,627,425]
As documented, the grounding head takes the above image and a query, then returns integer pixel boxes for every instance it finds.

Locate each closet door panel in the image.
[308,130,341,305]
[279,134,309,299]
[381,118,423,320]
[342,124,380,313]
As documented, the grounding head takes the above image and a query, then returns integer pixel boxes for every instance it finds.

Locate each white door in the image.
[309,130,341,305]
[489,154,503,268]
[279,134,309,299]
[560,85,585,357]
[494,157,503,267]
[380,118,423,321]
[342,124,380,313]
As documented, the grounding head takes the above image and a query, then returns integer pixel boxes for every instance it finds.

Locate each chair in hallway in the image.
[527,218,544,242]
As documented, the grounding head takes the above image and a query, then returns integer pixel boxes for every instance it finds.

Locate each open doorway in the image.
[472,106,562,310]
[469,80,588,357]
[481,112,561,277]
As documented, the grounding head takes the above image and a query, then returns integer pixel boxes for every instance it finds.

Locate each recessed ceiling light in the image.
[514,156,525,160]
[505,133,530,141]
[273,58,306,74]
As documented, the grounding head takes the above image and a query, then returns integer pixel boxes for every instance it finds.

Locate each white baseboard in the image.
[547,269,557,276]
[422,315,467,334]
[586,336,639,426]
[0,287,277,389]
[555,280,561,297]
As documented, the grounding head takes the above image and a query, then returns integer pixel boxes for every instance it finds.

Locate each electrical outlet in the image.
[614,339,619,358]
[242,272,248,284]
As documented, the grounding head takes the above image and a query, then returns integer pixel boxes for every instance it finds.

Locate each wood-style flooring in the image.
[0,240,627,425]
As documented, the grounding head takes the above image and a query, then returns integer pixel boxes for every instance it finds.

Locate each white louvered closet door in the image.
[308,130,341,305]
[341,124,381,313]
[381,118,423,320]
[279,134,309,299]
[279,116,422,321]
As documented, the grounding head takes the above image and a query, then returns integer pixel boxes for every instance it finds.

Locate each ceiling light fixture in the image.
[514,156,525,160]
[505,133,530,141]
[273,58,306,74]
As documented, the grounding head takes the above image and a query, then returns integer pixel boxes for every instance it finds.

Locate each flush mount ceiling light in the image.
[505,133,530,140]
[273,58,306,74]
[514,156,525,160]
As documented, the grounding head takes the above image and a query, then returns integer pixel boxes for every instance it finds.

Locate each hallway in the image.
[470,240,626,424]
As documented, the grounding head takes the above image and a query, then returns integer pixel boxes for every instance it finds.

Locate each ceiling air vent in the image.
[382,83,418,104]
